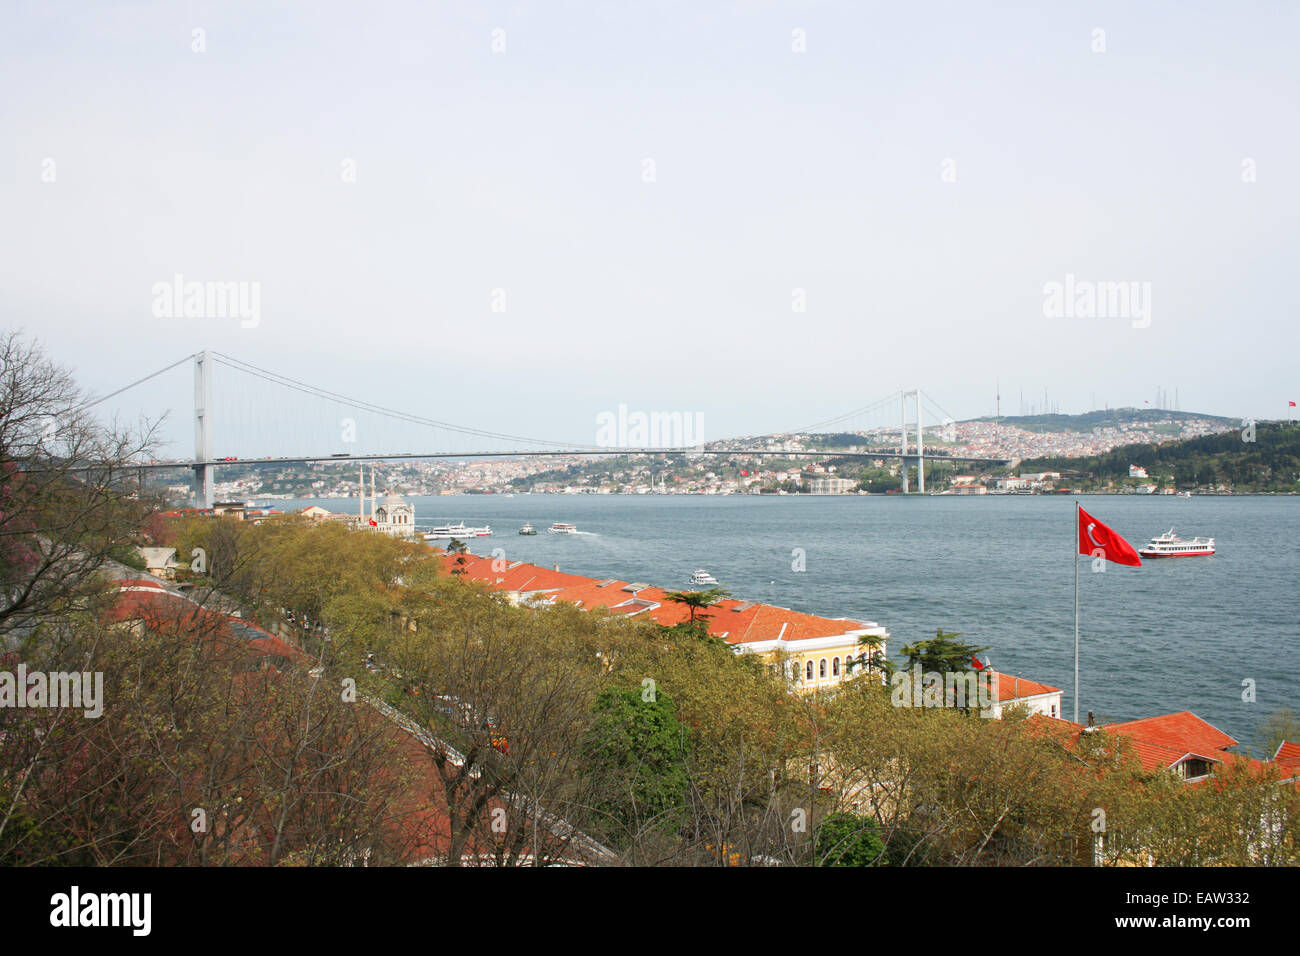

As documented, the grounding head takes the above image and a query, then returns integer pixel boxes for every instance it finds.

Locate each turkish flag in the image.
[971,656,985,671]
[1290,401,1297,407]
[1078,506,1141,566]
[369,519,378,526]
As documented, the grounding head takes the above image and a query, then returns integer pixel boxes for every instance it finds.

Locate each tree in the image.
[844,632,893,681]
[0,594,414,866]
[661,587,729,629]
[0,331,160,638]
[1257,709,1300,759]
[377,593,616,866]
[899,628,988,675]
[814,812,885,866]
[586,686,690,845]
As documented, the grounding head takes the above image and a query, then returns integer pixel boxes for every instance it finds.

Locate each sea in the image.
[295,492,1299,752]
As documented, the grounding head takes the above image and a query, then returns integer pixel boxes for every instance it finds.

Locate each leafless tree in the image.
[0,330,162,638]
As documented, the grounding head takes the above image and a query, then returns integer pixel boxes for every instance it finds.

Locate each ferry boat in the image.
[1138,529,1215,558]
[688,569,719,586]
[548,522,578,534]
[424,522,492,540]
[518,523,537,535]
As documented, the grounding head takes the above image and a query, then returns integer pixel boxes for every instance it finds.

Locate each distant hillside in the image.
[968,408,1236,433]
[1019,422,1300,492]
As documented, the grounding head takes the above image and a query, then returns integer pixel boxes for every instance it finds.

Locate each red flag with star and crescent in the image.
[1078,506,1141,567]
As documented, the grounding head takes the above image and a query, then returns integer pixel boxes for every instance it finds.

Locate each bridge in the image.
[89,350,1011,507]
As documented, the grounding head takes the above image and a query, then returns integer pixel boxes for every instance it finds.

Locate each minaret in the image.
[359,463,366,527]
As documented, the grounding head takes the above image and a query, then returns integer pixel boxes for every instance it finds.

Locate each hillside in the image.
[969,408,1236,434]
[1019,422,1300,493]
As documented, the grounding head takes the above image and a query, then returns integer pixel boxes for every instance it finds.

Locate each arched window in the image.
[806,660,814,681]
[832,657,840,677]
[819,659,827,678]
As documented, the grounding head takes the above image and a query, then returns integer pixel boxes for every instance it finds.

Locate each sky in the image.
[2,1,1298,457]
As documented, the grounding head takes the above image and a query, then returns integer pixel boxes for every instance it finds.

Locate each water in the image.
[303,493,1299,751]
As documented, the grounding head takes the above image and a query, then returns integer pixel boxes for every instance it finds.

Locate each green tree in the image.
[899,628,988,675]
[844,632,893,680]
[661,587,729,628]
[815,812,885,866]
[586,687,690,844]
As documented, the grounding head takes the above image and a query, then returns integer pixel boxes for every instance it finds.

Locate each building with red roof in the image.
[436,551,889,694]
[989,671,1064,719]
[1273,741,1300,774]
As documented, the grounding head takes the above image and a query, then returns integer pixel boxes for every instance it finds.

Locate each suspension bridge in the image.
[83,350,1011,506]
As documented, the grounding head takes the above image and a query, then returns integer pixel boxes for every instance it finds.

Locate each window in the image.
[819,659,827,678]
[806,661,814,681]
[832,657,840,676]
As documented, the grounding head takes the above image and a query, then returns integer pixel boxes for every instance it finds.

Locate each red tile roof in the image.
[1273,741,1300,768]
[993,672,1061,702]
[434,553,878,647]
[1104,711,1238,759]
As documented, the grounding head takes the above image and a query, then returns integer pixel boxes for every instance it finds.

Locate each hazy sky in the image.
[3,1,1297,457]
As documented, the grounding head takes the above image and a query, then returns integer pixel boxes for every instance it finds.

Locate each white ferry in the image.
[548,522,578,534]
[688,569,719,586]
[424,522,492,540]
[1138,529,1215,558]
[518,522,537,535]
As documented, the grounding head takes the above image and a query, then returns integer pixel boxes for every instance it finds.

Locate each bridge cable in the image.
[785,392,902,435]
[210,352,601,450]
[76,353,198,410]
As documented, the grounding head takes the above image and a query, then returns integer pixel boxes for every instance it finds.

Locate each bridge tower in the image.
[899,392,909,493]
[194,349,215,509]
[898,389,925,494]
[916,388,924,494]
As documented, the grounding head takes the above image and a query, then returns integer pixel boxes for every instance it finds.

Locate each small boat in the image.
[1138,528,1215,558]
[688,569,719,586]
[1178,491,1193,498]
[425,522,492,540]
[548,522,578,534]
[519,523,537,535]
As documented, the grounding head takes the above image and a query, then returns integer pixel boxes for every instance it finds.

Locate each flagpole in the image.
[1074,498,1080,724]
